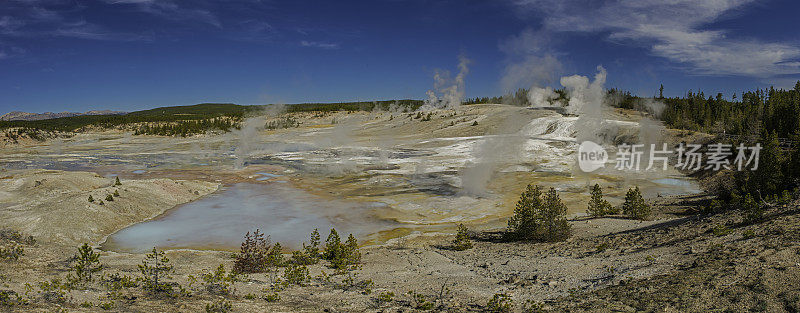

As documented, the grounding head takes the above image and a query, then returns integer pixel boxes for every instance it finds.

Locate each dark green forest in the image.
[466,82,800,205]
[0,100,423,136]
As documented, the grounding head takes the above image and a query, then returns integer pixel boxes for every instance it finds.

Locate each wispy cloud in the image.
[0,42,26,59]
[510,0,800,78]
[54,20,152,41]
[0,2,152,41]
[103,0,223,28]
[300,40,340,50]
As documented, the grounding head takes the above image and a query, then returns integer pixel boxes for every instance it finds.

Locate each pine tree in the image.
[451,223,473,251]
[88,195,94,203]
[623,187,650,220]
[506,184,543,239]
[506,185,571,242]
[233,230,271,273]
[114,176,122,186]
[71,243,103,284]
[587,184,616,217]
[138,247,174,293]
[302,228,321,263]
[323,228,343,261]
[267,242,285,267]
[743,193,763,223]
[539,187,571,242]
[344,234,361,265]
[749,131,784,198]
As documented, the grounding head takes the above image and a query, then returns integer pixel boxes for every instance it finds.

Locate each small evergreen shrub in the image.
[486,293,513,313]
[105,194,114,202]
[201,265,241,295]
[711,225,732,237]
[70,243,104,285]
[743,193,764,223]
[375,291,395,306]
[267,242,285,267]
[138,247,175,295]
[233,230,271,273]
[114,177,122,186]
[451,224,472,251]
[282,263,310,286]
[408,291,434,310]
[0,289,27,307]
[103,273,138,291]
[88,195,95,203]
[623,187,650,220]
[301,228,321,264]
[264,292,281,302]
[0,244,24,261]
[205,299,232,313]
[0,229,35,245]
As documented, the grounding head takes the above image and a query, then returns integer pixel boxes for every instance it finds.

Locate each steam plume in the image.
[422,55,471,110]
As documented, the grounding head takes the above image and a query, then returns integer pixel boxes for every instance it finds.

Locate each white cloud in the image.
[510,0,800,78]
[300,40,340,50]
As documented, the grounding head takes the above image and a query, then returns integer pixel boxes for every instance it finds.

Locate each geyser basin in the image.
[103,182,392,253]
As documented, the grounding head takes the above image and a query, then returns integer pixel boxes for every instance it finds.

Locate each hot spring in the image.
[102,182,394,253]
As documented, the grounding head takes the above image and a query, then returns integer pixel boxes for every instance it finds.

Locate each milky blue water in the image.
[103,183,392,252]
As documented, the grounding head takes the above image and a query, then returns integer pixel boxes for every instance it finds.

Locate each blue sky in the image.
[1,0,799,114]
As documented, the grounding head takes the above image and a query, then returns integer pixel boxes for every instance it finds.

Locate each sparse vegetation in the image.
[264,292,281,302]
[0,229,34,262]
[742,193,764,224]
[486,293,513,312]
[623,187,651,220]
[265,116,300,130]
[711,224,732,237]
[201,265,241,296]
[374,291,395,307]
[205,299,232,313]
[408,290,435,310]
[0,244,24,261]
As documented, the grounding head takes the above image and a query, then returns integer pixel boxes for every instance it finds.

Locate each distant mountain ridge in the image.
[0,110,126,121]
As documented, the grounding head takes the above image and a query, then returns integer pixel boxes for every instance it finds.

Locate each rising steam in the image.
[423,55,471,110]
